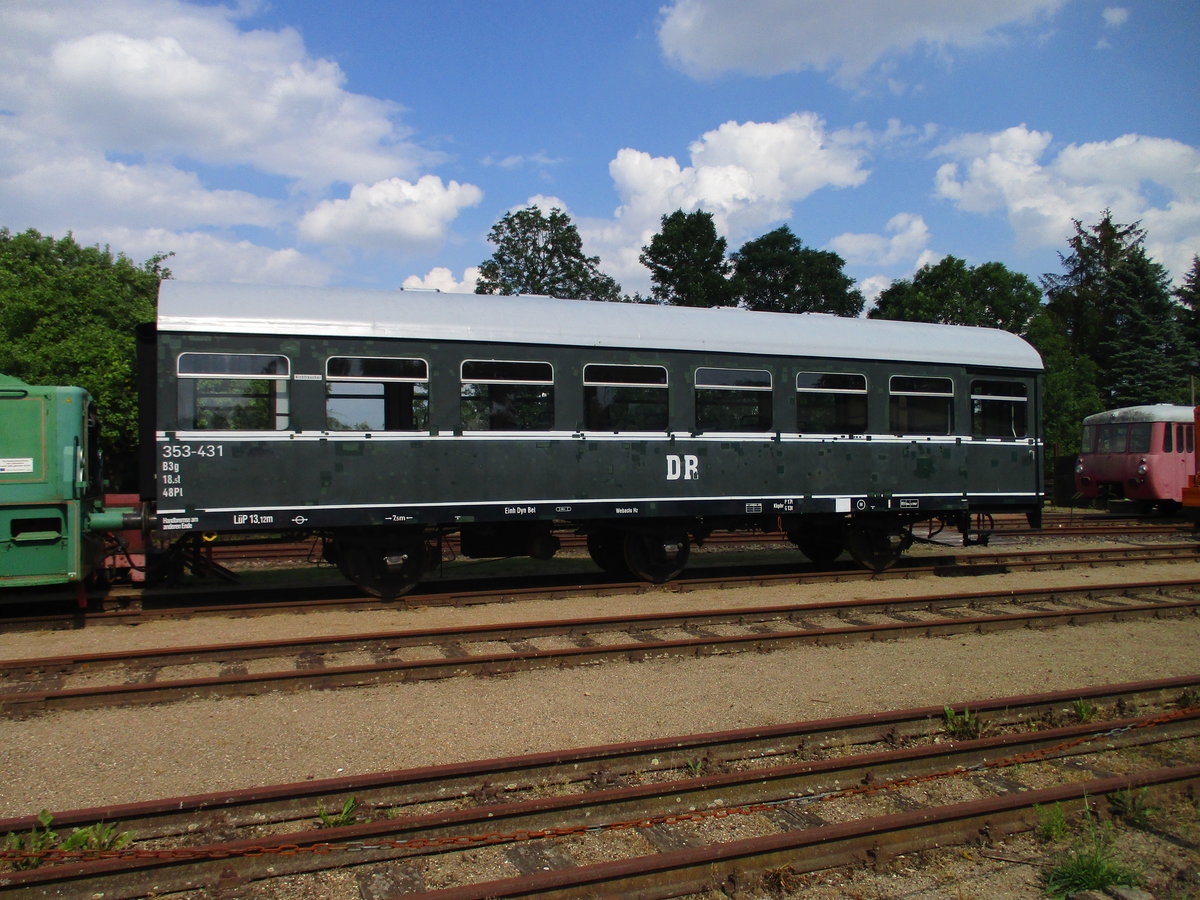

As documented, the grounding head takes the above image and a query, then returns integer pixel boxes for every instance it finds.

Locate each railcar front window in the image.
[1096,423,1128,453]
[1187,424,1195,453]
[970,380,1028,438]
[584,364,668,432]
[889,376,953,436]
[176,353,290,430]
[326,357,428,431]
[695,367,772,432]
[1127,422,1152,453]
[1080,424,1098,454]
[1164,425,1175,453]
[461,360,553,431]
[796,372,867,434]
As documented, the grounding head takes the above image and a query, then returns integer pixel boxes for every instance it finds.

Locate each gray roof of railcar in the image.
[156,281,1044,371]
[1081,405,1196,425]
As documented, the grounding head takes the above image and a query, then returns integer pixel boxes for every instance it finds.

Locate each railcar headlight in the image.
[1136,463,1148,477]
[1074,461,1084,475]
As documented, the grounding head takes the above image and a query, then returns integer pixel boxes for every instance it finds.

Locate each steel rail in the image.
[400,765,1200,900]
[2,541,1195,632]
[3,574,1200,686]
[1,706,1196,899]
[2,584,1199,715]
[1,675,1195,843]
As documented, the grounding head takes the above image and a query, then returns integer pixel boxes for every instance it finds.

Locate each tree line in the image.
[0,208,1196,488]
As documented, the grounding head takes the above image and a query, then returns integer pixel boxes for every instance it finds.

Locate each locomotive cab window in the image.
[461,360,553,431]
[326,357,428,431]
[695,367,772,432]
[889,376,953,435]
[177,352,290,430]
[970,380,1028,438]
[796,372,867,434]
[583,364,669,432]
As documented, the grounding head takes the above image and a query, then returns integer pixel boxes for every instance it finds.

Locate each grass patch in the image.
[1041,811,1143,899]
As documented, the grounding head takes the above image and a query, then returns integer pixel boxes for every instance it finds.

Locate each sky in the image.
[1,0,1197,305]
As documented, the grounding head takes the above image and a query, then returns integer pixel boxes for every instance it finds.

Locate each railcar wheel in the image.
[787,527,845,564]
[334,537,427,599]
[587,530,630,576]
[622,530,690,583]
[844,522,912,572]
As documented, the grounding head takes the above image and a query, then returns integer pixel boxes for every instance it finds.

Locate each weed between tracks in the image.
[2,811,131,871]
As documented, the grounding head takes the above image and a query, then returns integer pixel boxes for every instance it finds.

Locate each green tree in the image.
[1041,210,1146,364]
[475,206,621,301]
[868,256,1041,332]
[1174,255,1200,379]
[0,228,170,488]
[730,226,863,316]
[639,210,733,308]
[1097,250,1189,406]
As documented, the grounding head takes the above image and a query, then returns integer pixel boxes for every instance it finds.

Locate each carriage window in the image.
[176,353,289,430]
[1164,425,1174,453]
[970,380,1028,438]
[889,376,953,435]
[796,372,867,434]
[1187,424,1195,454]
[326,357,428,431]
[461,360,553,431]
[584,364,668,431]
[695,367,772,432]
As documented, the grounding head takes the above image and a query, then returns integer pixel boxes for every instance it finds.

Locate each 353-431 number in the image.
[161,444,224,459]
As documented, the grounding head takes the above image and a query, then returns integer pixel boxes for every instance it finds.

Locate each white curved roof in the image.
[157,281,1044,371]
[1082,405,1196,425]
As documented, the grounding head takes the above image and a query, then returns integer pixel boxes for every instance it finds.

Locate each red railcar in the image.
[1075,405,1196,513]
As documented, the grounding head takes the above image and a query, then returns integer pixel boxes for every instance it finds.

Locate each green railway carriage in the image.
[0,375,107,592]
[147,282,1045,596]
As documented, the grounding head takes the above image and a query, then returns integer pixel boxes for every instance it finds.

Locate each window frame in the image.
[969,379,1029,439]
[795,371,868,435]
[583,363,669,433]
[694,366,773,433]
[888,375,955,436]
[324,356,430,432]
[175,352,291,431]
[460,358,555,432]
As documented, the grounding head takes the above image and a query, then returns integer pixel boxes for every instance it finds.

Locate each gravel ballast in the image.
[2,558,1198,818]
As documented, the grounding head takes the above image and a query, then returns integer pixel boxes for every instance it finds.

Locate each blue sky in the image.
[1,0,1197,304]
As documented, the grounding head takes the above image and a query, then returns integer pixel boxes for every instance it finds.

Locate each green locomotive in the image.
[147,282,1045,597]
[0,376,134,598]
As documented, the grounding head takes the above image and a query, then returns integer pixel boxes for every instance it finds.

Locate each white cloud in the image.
[298,176,484,248]
[0,133,280,230]
[1102,7,1130,28]
[101,227,334,286]
[0,0,482,282]
[830,213,931,266]
[657,0,1068,84]
[934,125,1200,279]
[482,152,563,171]
[402,266,481,293]
[581,113,872,288]
[2,1,432,185]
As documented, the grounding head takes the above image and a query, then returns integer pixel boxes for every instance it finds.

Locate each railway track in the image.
[1,676,1196,899]
[3,577,1199,716]
[5,540,1198,633]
